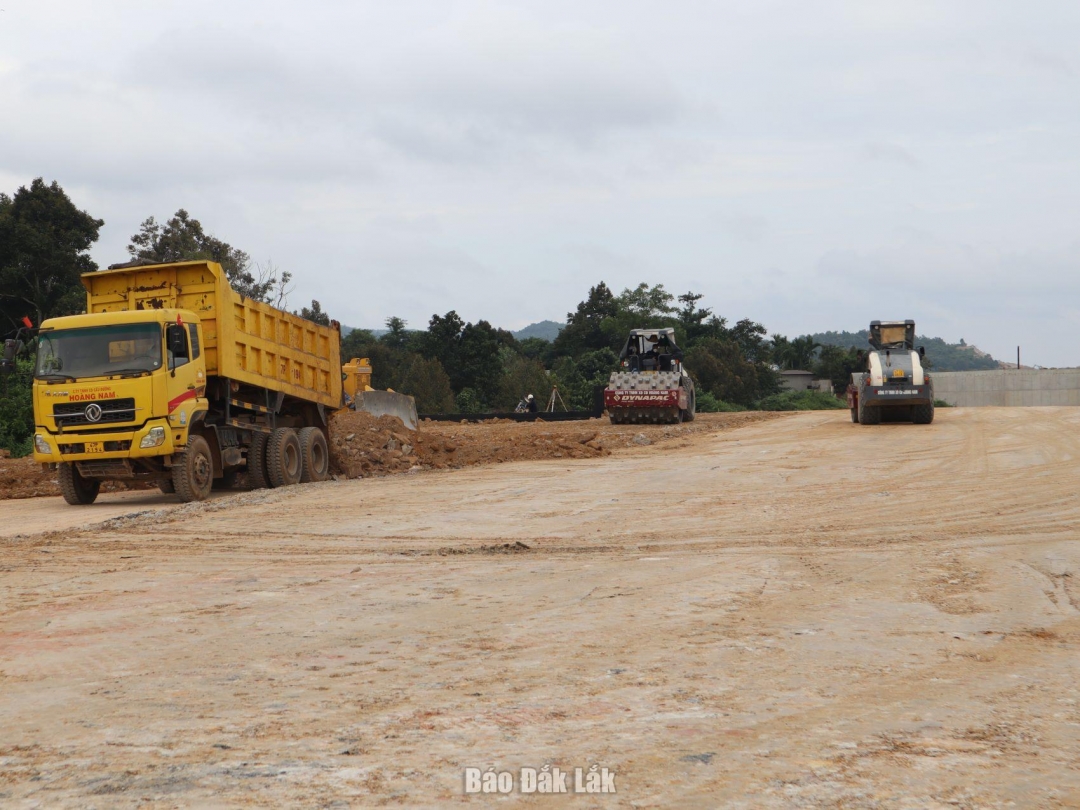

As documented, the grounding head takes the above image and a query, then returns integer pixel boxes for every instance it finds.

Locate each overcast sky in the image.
[2,2,1079,365]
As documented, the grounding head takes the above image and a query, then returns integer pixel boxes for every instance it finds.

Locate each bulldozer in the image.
[846,320,934,425]
[342,357,418,431]
[604,328,696,424]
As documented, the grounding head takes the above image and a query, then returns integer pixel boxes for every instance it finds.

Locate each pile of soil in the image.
[0,453,59,500]
[327,411,611,478]
[0,454,152,501]
[327,410,782,480]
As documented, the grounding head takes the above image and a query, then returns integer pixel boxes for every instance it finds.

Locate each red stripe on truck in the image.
[168,388,199,413]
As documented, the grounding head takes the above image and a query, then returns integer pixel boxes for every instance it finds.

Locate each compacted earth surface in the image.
[1,407,1079,808]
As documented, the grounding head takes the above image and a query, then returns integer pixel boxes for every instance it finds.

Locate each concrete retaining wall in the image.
[932,369,1080,407]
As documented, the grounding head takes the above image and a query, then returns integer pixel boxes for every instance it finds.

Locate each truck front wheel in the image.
[173,434,214,502]
[267,428,302,488]
[58,462,100,505]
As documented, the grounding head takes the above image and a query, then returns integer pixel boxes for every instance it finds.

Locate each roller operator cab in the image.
[846,319,935,425]
[32,260,342,505]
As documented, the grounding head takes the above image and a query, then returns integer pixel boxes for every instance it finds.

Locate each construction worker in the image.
[526,393,538,413]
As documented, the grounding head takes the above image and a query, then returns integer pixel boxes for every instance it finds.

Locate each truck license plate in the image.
[85,441,104,454]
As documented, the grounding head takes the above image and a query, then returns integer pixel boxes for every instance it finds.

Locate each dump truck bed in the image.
[83,261,342,409]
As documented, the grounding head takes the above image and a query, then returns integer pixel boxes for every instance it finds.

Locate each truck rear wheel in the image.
[58,462,100,505]
[913,401,935,424]
[172,434,214,502]
[158,479,175,494]
[298,427,330,483]
[247,432,270,489]
[267,428,302,488]
[850,407,859,423]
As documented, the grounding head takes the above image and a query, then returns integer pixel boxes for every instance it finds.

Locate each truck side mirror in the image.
[167,324,187,356]
[918,346,925,358]
[1,339,18,374]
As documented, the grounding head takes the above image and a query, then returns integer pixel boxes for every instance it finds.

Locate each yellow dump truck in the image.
[31,261,342,504]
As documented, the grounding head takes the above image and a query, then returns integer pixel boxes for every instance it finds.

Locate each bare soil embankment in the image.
[0,412,780,501]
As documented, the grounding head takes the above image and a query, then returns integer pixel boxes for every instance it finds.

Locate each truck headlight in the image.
[140,426,166,448]
[34,434,51,454]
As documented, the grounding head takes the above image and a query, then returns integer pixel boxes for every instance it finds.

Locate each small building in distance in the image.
[779,370,835,394]
[779,370,816,392]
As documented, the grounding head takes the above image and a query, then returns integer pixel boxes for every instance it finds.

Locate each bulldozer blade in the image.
[354,390,419,431]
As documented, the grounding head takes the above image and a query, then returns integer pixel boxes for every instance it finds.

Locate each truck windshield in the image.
[36,324,163,380]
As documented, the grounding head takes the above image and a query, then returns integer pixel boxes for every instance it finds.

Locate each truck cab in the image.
[32,309,209,495]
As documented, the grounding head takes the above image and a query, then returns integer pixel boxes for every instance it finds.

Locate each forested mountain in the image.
[512,320,563,341]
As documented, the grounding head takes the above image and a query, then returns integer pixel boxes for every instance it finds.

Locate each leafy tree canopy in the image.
[127,209,290,304]
[0,178,103,331]
[298,299,331,326]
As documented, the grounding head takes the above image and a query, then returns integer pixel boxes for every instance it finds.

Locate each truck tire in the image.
[298,426,330,483]
[172,434,214,502]
[158,479,175,494]
[247,432,270,490]
[913,401,935,424]
[858,391,880,425]
[850,407,859,423]
[58,462,100,505]
[266,427,302,488]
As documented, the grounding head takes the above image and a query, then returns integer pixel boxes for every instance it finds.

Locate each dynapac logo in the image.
[610,390,676,403]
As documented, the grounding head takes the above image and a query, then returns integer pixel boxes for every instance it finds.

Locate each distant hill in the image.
[512,320,563,341]
[810,330,1001,372]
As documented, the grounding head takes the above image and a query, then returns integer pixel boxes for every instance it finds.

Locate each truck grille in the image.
[53,398,137,427]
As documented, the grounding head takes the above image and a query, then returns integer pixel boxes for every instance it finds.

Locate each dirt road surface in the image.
[2,407,1079,808]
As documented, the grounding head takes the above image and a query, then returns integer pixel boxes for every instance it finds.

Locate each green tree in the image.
[813,345,863,394]
[599,282,681,349]
[728,318,771,363]
[340,327,377,360]
[363,343,407,392]
[552,282,618,356]
[518,336,554,363]
[0,178,103,330]
[677,291,714,345]
[455,387,482,414]
[498,355,551,410]
[397,355,455,413]
[127,209,290,303]
[422,310,466,377]
[298,299,331,326]
[552,348,618,410]
[457,320,504,407]
[685,338,766,406]
[0,356,35,457]
[380,316,411,351]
